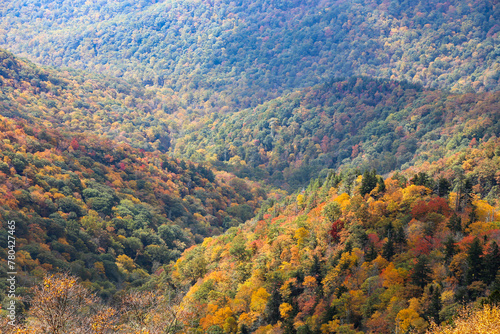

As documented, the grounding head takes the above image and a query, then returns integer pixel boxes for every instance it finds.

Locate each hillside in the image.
[174,77,500,190]
[166,137,500,333]
[0,48,178,152]
[1,0,499,118]
[0,112,270,298]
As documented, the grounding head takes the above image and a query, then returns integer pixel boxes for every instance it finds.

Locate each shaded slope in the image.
[174,77,500,190]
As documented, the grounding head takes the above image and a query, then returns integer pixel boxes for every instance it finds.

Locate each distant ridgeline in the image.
[1,0,499,118]
[2,48,499,194]
[174,77,500,190]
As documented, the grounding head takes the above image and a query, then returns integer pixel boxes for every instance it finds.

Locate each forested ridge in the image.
[0,48,175,152]
[1,0,500,118]
[167,137,500,333]
[0,108,270,301]
[175,77,500,190]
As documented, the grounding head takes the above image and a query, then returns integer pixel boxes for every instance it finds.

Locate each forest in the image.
[0,0,499,332]
[1,0,500,119]
[0,110,271,300]
[173,76,500,190]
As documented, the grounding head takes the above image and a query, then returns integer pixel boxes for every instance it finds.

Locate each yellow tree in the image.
[28,273,97,334]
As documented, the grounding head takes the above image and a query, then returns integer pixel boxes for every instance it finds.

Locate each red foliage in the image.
[413,237,433,256]
[427,197,451,216]
[70,137,80,150]
[412,197,451,220]
[458,235,478,252]
[297,294,317,315]
[351,144,360,158]
[368,233,383,248]
[329,219,344,242]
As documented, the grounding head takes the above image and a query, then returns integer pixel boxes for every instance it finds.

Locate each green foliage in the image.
[361,170,378,197]
[1,0,498,119]
[173,77,500,190]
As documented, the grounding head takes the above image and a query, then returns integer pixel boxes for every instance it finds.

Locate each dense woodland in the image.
[167,137,500,333]
[0,111,272,301]
[0,0,499,332]
[174,77,500,190]
[1,0,500,118]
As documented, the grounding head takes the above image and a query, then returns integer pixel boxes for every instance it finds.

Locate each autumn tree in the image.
[28,273,97,334]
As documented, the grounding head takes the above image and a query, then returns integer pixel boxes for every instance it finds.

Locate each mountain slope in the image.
[0,48,179,152]
[0,104,268,299]
[174,77,500,190]
[167,137,500,333]
[1,0,499,117]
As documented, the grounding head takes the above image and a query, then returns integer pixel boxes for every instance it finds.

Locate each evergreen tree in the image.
[447,213,462,232]
[467,238,484,284]
[365,242,377,262]
[360,169,378,196]
[483,242,500,285]
[444,236,456,262]
[377,176,386,193]
[436,177,451,197]
[412,256,432,289]
[411,172,434,189]
[382,238,395,261]
[265,286,282,324]
[425,285,441,323]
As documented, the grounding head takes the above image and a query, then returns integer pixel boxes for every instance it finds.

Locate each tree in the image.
[382,238,395,261]
[483,242,500,285]
[29,273,97,334]
[119,290,162,330]
[447,213,462,232]
[436,177,451,197]
[411,172,434,189]
[361,170,378,196]
[467,238,484,284]
[443,236,456,262]
[411,256,432,289]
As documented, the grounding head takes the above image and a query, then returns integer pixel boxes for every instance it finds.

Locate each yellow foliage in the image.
[402,185,431,205]
[334,192,351,209]
[396,301,426,332]
[425,305,500,334]
[238,312,253,327]
[382,262,407,288]
[303,276,317,288]
[321,319,340,333]
[473,199,498,222]
[250,287,270,313]
[466,221,497,236]
[200,305,233,331]
[294,227,309,247]
[297,194,305,208]
[116,254,136,272]
[254,324,273,334]
[94,261,106,275]
[280,302,293,318]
